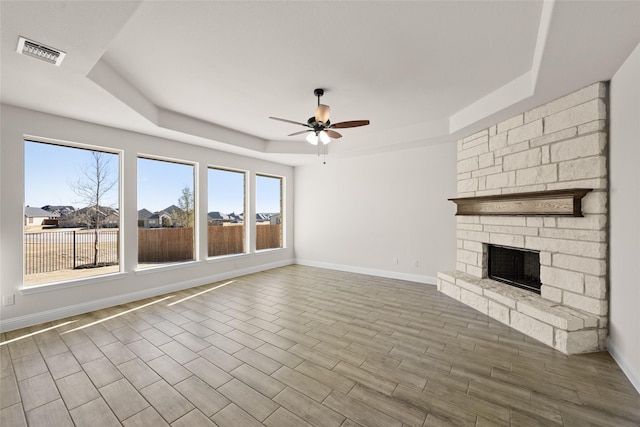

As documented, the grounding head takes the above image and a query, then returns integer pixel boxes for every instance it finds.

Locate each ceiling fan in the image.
[269,88,370,145]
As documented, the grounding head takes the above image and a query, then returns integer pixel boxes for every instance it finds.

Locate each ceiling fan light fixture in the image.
[306,133,319,145]
[319,131,331,145]
[316,104,330,124]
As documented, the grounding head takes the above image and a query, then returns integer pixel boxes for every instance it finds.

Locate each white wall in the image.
[609,42,640,391]
[0,105,294,331]
[294,142,457,283]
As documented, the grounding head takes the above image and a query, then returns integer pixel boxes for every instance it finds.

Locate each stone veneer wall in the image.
[437,82,608,354]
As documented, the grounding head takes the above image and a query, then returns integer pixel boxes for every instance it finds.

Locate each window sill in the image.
[206,253,250,263]
[20,271,126,295]
[135,260,201,275]
[255,247,286,255]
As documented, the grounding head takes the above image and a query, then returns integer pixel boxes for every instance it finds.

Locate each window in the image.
[256,174,283,250]
[137,157,195,268]
[208,167,246,257]
[24,140,120,286]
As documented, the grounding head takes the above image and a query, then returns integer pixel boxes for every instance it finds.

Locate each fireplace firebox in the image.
[488,245,541,294]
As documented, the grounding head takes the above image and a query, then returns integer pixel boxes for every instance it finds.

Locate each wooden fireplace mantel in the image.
[449,189,593,217]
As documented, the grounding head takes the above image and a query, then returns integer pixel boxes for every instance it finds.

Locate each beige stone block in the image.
[510,311,554,347]
[459,143,489,160]
[437,271,459,283]
[495,141,530,158]
[457,277,484,295]
[471,165,503,178]
[503,148,542,171]
[457,178,478,193]
[558,157,607,181]
[495,156,503,165]
[457,216,481,224]
[554,329,599,354]
[598,328,608,350]
[501,184,546,194]
[462,135,489,151]
[515,164,557,186]
[463,240,484,253]
[530,127,578,148]
[474,189,502,197]
[478,176,486,191]
[457,191,476,198]
[483,282,528,309]
[578,120,607,134]
[544,99,606,134]
[489,125,497,136]
[550,133,605,163]
[543,217,556,227]
[439,281,461,300]
[584,275,607,299]
[517,300,584,331]
[480,216,527,226]
[456,262,467,272]
[556,214,606,231]
[466,265,483,278]
[460,289,488,314]
[582,191,607,214]
[478,152,494,169]
[552,254,606,276]
[488,233,525,248]
[525,236,606,258]
[484,225,538,236]
[458,156,479,173]
[508,120,543,145]
[457,172,472,180]
[489,132,508,152]
[457,249,479,266]
[541,285,562,303]
[458,223,483,231]
[556,306,599,328]
[540,266,584,293]
[497,114,524,134]
[539,228,606,242]
[485,171,515,190]
[541,145,550,164]
[563,291,607,316]
[547,177,607,191]
[539,251,551,266]
[526,217,543,228]
[488,301,510,325]
[525,83,604,123]
[463,129,489,143]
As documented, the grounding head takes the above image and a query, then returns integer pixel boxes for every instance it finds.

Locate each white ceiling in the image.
[2,1,640,165]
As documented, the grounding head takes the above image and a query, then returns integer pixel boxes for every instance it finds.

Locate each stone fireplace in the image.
[437,82,608,354]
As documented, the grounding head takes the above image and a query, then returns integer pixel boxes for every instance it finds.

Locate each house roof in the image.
[2,2,640,165]
[137,208,154,220]
[25,207,60,218]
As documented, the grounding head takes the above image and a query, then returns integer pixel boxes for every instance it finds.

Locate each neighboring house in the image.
[270,213,281,225]
[256,213,270,222]
[138,209,172,228]
[24,206,60,227]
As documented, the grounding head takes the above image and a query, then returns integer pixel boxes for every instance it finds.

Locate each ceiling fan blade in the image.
[332,120,370,129]
[288,130,311,137]
[315,104,330,123]
[269,117,309,127]
[325,129,342,139]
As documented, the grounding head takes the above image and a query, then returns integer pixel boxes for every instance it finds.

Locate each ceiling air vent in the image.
[16,36,66,66]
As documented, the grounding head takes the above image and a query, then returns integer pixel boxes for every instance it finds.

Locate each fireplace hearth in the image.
[488,245,541,294]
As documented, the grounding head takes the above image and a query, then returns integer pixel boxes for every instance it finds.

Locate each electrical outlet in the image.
[392,258,398,265]
[3,294,15,306]
[412,260,419,268]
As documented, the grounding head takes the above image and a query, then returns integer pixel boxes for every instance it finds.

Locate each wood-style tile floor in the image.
[1,265,639,426]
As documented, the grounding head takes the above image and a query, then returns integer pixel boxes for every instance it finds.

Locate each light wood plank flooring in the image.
[1,265,639,426]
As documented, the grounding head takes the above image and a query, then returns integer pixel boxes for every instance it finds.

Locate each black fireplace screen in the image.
[488,245,541,294]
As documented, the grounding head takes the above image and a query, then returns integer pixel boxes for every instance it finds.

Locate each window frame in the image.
[255,173,284,251]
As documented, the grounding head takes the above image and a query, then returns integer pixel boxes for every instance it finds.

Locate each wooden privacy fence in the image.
[138,227,194,262]
[138,224,281,262]
[256,224,281,250]
[208,225,244,256]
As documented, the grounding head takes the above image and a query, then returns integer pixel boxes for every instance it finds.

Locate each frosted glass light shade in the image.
[315,104,330,123]
[306,133,319,145]
[319,131,331,145]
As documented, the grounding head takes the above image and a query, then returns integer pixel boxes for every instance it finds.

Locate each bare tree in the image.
[173,186,194,227]
[70,151,117,266]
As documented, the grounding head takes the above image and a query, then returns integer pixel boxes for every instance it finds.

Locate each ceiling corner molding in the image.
[88,59,158,124]
[448,0,555,135]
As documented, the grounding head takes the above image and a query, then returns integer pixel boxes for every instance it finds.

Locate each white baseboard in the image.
[608,340,640,393]
[295,258,437,285]
[0,259,294,333]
